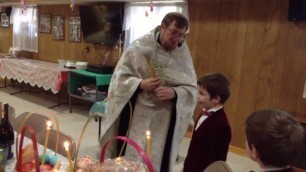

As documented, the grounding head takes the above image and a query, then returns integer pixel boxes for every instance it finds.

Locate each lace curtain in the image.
[10,6,38,53]
[122,1,189,49]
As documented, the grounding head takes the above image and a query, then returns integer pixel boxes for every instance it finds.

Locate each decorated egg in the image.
[48,154,59,165]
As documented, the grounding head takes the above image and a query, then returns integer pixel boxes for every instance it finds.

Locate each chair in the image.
[203,161,233,172]
[36,129,76,160]
[8,105,16,125]
[12,112,53,138]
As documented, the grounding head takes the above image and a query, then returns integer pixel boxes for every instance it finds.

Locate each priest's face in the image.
[160,21,186,51]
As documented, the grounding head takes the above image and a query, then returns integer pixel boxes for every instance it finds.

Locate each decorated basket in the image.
[17,125,61,172]
[77,136,154,172]
[76,97,154,172]
[15,110,63,172]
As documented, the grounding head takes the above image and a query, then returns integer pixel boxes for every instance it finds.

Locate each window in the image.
[11,6,38,53]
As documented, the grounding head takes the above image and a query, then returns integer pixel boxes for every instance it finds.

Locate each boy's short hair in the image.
[197,73,230,104]
[245,109,304,167]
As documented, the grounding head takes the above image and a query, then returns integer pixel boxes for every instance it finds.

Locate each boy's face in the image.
[197,86,215,110]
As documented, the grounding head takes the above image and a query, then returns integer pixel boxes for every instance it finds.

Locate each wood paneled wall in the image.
[0,19,12,53]
[0,5,120,66]
[38,5,120,66]
[188,0,306,148]
[0,0,305,149]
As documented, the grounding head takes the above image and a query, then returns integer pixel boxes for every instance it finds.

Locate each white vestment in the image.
[99,26,197,172]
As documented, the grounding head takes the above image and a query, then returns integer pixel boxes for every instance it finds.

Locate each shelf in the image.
[68,70,112,113]
[68,70,112,94]
[69,93,96,103]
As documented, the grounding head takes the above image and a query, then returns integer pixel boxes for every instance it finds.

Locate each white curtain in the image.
[11,6,38,53]
[123,1,189,49]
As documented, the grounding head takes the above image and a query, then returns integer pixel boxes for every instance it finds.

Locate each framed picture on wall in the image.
[1,13,10,28]
[52,16,65,41]
[69,16,81,42]
[39,14,51,33]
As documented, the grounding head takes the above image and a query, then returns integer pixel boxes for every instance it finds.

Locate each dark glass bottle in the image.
[0,103,14,160]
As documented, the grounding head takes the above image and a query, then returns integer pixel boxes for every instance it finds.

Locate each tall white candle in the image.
[41,120,52,165]
[146,130,151,158]
[64,141,73,170]
[118,34,123,58]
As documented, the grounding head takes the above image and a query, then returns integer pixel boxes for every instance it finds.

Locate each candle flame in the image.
[47,120,52,128]
[146,130,151,136]
[63,141,73,170]
[64,141,69,151]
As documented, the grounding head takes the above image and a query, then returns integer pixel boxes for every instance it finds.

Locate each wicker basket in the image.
[76,136,154,172]
[15,110,61,172]
[75,97,154,172]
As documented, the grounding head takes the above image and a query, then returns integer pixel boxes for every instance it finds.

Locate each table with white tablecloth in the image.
[0,58,68,94]
[0,58,69,108]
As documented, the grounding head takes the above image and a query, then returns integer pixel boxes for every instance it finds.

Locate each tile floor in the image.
[0,83,260,172]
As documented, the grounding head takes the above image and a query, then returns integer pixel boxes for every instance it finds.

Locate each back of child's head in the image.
[197,73,230,104]
[245,109,304,167]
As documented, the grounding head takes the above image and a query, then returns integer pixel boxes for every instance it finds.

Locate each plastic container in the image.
[75,62,88,70]
[58,59,66,68]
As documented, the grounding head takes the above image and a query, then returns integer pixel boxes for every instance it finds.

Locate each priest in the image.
[100,12,197,172]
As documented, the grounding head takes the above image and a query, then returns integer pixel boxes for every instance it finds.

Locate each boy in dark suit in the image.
[183,73,232,172]
[245,109,304,172]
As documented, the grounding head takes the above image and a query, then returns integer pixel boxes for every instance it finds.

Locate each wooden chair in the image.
[36,129,76,160]
[12,112,53,138]
[204,161,233,172]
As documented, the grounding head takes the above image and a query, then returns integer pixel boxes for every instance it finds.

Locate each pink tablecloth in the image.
[0,58,68,94]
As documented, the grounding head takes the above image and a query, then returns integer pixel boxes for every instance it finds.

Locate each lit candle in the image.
[41,120,52,165]
[0,102,3,117]
[118,34,122,58]
[119,45,122,58]
[64,141,73,171]
[146,130,151,158]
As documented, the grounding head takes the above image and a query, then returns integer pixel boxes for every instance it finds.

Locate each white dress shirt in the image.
[195,105,223,130]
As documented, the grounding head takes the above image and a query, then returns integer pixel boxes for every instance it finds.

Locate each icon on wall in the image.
[1,13,10,28]
[52,16,65,41]
[69,16,81,42]
[39,14,51,33]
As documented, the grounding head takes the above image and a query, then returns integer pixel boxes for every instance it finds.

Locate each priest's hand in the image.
[140,78,161,91]
[155,86,176,101]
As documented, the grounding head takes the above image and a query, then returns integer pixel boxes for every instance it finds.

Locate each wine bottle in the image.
[0,103,14,160]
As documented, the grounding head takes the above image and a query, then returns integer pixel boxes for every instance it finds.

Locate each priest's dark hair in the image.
[161,12,189,30]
